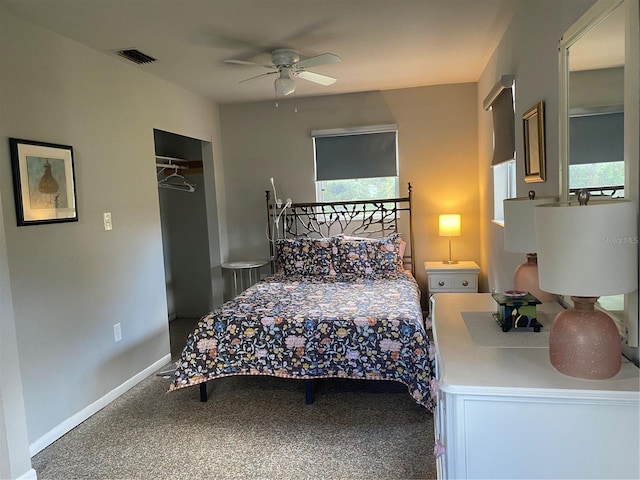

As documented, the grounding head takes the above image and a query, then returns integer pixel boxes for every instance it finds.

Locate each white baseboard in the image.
[29,354,171,457]
[17,468,37,479]
[168,313,177,322]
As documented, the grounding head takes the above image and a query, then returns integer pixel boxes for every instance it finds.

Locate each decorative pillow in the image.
[398,239,407,270]
[337,235,407,269]
[333,233,403,275]
[275,237,335,276]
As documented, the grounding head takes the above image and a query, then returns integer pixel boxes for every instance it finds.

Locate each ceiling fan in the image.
[225,49,341,96]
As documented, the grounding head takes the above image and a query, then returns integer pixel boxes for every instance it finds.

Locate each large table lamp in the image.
[534,193,638,379]
[503,191,558,302]
[439,214,461,264]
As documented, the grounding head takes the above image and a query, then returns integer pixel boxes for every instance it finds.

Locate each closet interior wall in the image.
[155,129,213,321]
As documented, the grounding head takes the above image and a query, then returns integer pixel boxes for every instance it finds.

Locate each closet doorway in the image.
[154,129,222,341]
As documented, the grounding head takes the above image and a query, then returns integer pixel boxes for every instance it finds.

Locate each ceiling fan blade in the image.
[295,53,341,69]
[224,59,275,69]
[296,70,337,86]
[239,71,278,83]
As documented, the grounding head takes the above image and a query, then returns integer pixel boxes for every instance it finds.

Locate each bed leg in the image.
[199,382,208,402]
[304,380,314,405]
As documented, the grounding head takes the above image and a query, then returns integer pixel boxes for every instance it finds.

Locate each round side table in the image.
[221,260,268,299]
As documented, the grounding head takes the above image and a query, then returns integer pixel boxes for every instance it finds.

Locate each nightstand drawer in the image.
[429,274,477,292]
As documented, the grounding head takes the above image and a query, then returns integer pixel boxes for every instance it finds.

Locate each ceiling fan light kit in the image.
[274,67,296,96]
[226,48,340,97]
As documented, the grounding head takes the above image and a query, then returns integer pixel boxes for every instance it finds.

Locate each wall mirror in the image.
[559,0,639,349]
[560,0,625,199]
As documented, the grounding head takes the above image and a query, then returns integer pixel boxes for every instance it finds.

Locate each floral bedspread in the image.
[169,271,436,411]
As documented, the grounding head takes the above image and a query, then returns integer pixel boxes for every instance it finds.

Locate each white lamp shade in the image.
[534,199,638,296]
[504,195,557,253]
[439,214,460,236]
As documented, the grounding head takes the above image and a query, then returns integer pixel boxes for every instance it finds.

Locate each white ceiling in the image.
[569,3,625,72]
[2,0,525,104]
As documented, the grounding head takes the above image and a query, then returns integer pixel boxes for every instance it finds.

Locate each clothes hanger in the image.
[157,165,196,192]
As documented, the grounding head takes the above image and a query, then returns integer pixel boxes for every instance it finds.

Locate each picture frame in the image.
[9,138,78,226]
[522,101,546,183]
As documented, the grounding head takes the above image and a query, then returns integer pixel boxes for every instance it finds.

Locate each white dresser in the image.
[431,293,640,480]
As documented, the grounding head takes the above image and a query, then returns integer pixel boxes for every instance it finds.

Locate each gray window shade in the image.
[490,88,515,166]
[570,112,623,165]
[314,131,397,181]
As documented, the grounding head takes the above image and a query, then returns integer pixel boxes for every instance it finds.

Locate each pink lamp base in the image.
[513,253,555,303]
[549,296,622,379]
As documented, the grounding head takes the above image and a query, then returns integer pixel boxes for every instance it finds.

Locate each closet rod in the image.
[156,162,187,170]
[155,154,197,163]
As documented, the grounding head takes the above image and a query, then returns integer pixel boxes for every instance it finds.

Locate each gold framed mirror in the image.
[523,101,546,183]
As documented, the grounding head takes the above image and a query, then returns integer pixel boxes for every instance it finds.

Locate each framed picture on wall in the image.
[9,138,78,226]
[523,101,546,183]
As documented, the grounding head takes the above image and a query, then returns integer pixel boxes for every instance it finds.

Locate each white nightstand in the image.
[424,260,480,294]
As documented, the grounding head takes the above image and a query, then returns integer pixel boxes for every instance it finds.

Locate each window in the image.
[312,125,399,202]
[569,161,624,194]
[483,75,516,223]
[493,160,517,223]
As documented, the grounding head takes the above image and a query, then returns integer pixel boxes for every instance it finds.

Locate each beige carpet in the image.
[31,318,437,480]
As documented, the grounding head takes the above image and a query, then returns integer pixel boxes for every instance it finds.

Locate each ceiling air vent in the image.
[116,49,156,65]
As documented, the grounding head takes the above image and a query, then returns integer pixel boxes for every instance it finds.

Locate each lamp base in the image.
[549,296,621,379]
[513,253,555,303]
[443,235,458,264]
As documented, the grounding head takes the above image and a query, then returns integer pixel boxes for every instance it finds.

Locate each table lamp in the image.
[534,192,637,379]
[503,191,558,302]
[439,214,461,264]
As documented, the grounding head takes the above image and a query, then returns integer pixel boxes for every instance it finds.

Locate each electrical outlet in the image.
[103,212,113,231]
[113,323,122,343]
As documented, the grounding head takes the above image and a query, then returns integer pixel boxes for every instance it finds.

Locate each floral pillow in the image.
[276,237,335,276]
[333,233,403,275]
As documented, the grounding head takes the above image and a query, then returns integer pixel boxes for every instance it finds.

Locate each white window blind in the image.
[570,111,623,165]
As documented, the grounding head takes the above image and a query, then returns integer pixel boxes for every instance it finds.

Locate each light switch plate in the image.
[113,323,122,342]
[103,212,112,231]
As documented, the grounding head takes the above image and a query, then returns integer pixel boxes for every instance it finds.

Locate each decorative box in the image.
[491,292,543,332]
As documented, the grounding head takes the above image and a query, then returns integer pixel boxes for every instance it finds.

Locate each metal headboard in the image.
[266,183,415,276]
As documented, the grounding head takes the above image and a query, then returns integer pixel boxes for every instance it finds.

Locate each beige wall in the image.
[0,191,32,480]
[0,9,225,464]
[219,84,479,307]
[477,0,595,293]
[570,67,624,108]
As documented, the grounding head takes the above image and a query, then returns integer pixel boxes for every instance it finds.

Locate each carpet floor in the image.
[31,318,437,480]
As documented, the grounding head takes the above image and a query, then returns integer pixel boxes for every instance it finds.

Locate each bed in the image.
[169,184,436,411]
